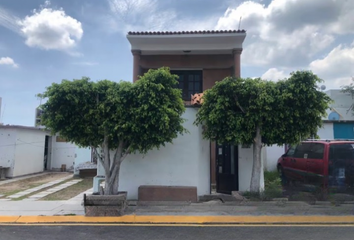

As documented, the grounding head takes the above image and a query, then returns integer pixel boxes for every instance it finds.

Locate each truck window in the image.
[294,143,311,158]
[329,144,354,160]
[308,143,325,159]
[285,146,296,157]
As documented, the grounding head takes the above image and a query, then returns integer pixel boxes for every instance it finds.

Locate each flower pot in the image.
[84,192,128,216]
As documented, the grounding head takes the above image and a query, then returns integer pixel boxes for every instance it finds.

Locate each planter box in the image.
[138,185,198,202]
[84,192,127,216]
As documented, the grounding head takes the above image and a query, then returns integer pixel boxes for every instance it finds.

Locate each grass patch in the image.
[0,173,71,199]
[1,183,43,198]
[41,177,93,201]
[243,170,283,201]
[263,170,283,200]
[12,178,75,201]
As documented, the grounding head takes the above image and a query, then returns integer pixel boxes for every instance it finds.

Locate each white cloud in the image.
[1,2,83,54]
[0,57,19,68]
[215,0,354,68]
[261,68,288,81]
[329,0,354,34]
[18,6,83,51]
[309,44,354,89]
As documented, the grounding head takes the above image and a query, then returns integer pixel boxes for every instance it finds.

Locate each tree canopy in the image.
[195,70,331,146]
[38,67,186,194]
[195,70,332,192]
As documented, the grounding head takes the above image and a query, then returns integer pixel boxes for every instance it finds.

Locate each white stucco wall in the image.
[50,134,76,170]
[74,147,92,175]
[238,145,265,192]
[11,129,47,177]
[97,108,210,200]
[264,145,284,171]
[0,128,16,170]
[317,122,334,139]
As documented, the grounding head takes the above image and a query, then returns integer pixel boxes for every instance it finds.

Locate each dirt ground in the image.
[0,172,71,197]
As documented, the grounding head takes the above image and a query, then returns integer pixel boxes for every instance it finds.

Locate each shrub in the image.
[242,171,284,201]
[262,170,283,200]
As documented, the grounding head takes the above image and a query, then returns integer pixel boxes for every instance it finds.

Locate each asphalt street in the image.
[1,225,354,240]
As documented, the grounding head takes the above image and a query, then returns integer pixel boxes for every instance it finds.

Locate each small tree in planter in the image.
[37,68,186,215]
[195,71,331,193]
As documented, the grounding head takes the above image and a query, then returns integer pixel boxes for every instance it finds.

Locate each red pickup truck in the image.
[277,140,354,188]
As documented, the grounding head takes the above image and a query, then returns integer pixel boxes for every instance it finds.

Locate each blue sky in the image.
[1,0,354,126]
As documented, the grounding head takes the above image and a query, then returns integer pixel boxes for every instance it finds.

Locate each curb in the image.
[1,216,354,225]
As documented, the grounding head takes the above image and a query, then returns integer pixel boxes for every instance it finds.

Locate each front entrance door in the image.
[216,143,239,194]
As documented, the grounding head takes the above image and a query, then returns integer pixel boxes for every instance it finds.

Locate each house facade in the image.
[94,30,266,200]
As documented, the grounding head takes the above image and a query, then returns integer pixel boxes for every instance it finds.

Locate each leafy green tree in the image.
[37,67,186,195]
[195,71,331,192]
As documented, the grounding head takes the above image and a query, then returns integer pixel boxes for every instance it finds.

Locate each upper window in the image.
[171,70,203,101]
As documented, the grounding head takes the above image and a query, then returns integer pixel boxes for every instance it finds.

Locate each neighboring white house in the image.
[35,107,92,173]
[0,125,49,178]
[264,89,354,171]
[0,100,92,179]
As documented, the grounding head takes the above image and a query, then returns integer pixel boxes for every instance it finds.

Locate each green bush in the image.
[242,171,284,201]
[263,170,283,200]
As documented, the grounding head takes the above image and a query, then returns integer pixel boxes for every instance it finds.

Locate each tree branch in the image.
[103,135,110,177]
[234,94,245,113]
[120,144,132,162]
[93,147,104,167]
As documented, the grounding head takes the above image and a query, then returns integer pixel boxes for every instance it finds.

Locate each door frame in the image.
[215,143,239,194]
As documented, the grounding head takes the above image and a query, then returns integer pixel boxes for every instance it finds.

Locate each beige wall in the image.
[140,54,234,69]
[203,68,233,91]
[139,54,234,93]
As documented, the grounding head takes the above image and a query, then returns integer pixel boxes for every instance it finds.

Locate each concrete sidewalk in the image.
[1,186,354,224]
[0,197,353,216]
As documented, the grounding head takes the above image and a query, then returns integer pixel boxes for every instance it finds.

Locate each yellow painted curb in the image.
[0,216,20,223]
[0,215,354,224]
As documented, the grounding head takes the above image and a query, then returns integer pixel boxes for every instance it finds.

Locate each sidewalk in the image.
[1,176,354,225]
[1,193,354,224]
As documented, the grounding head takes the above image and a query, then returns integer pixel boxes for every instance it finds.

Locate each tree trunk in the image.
[104,161,121,195]
[250,125,262,193]
[112,161,121,195]
[102,141,126,195]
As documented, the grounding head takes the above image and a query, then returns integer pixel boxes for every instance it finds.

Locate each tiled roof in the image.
[127,30,246,35]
